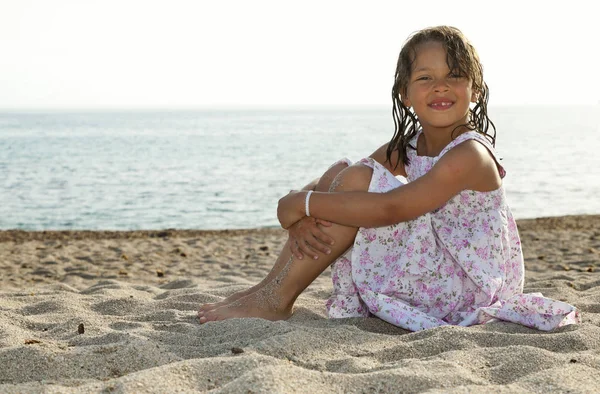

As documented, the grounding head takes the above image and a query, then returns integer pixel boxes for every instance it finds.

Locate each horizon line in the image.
[1,103,598,114]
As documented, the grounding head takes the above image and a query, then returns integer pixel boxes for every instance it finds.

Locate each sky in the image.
[1,0,598,110]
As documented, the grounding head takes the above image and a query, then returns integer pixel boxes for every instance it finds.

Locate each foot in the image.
[197,286,253,316]
[198,286,292,324]
[197,282,270,317]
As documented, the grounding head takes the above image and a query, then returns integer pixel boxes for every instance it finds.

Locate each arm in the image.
[285,161,351,259]
[278,140,501,228]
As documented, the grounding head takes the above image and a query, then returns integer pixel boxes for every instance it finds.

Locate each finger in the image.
[306,234,332,254]
[316,219,333,227]
[290,239,304,260]
[313,229,335,247]
[299,241,320,260]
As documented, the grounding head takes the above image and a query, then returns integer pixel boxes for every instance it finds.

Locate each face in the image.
[403,41,477,131]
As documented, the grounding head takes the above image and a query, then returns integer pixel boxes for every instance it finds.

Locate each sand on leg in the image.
[197,161,350,316]
[199,163,372,323]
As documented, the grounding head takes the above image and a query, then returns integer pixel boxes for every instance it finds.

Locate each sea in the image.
[1,106,598,231]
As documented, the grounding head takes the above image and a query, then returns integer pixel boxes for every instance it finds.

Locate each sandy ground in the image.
[1,215,599,393]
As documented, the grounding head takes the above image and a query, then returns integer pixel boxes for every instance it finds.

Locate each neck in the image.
[419,124,471,157]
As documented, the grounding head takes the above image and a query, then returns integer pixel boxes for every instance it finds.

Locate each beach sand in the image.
[1,215,599,393]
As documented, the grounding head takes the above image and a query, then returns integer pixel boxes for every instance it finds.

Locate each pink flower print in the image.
[392,265,407,278]
[475,246,490,260]
[508,217,517,232]
[390,308,407,323]
[494,193,503,207]
[478,194,487,207]
[463,292,475,305]
[444,264,455,276]
[453,238,469,250]
[417,257,428,271]
[426,286,438,299]
[482,218,491,232]
[357,283,370,294]
[378,174,390,190]
[332,271,339,283]
[384,254,397,269]
[461,218,472,229]
[451,206,461,217]
[420,237,432,253]
[416,221,428,232]
[433,298,446,311]
[359,250,374,267]
[460,193,470,205]
[463,260,475,272]
[532,297,545,307]
[368,300,380,313]
[374,273,385,287]
[440,226,452,237]
[416,280,428,294]
[406,243,414,258]
[363,229,377,242]
[385,280,397,292]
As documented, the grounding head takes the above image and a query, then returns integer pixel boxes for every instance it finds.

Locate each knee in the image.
[329,164,372,192]
[315,161,350,192]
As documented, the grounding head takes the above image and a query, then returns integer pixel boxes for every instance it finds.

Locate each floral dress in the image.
[326,131,580,331]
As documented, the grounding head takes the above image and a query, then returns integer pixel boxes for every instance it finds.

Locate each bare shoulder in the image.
[446,139,495,164]
[369,143,407,177]
[435,139,501,192]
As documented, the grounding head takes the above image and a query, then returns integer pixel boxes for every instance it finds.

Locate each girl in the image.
[198,26,580,331]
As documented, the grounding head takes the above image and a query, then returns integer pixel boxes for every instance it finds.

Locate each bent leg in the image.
[199,163,372,323]
[197,160,351,315]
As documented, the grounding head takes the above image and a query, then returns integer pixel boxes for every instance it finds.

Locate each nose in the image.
[433,78,449,92]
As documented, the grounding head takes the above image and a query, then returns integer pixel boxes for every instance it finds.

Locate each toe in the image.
[203,310,218,322]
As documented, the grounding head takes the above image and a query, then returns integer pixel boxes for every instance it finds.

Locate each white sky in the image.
[1,0,598,109]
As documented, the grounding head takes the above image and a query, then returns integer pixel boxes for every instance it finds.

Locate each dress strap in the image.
[438,131,506,178]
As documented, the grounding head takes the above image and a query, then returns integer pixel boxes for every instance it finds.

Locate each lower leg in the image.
[197,161,349,314]
[199,163,372,323]
[198,239,296,314]
[199,221,358,322]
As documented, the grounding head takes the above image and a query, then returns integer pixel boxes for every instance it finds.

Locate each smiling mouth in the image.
[429,101,454,110]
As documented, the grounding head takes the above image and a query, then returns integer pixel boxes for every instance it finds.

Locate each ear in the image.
[402,94,412,108]
[471,90,479,103]
[398,87,411,108]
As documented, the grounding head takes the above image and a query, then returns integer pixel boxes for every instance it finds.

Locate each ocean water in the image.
[1,106,598,230]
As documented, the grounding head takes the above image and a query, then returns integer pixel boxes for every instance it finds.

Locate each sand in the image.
[1,215,599,393]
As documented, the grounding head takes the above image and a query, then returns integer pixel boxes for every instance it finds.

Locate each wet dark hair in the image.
[386,26,496,168]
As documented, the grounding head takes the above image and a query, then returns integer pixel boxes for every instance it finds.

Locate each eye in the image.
[416,75,430,81]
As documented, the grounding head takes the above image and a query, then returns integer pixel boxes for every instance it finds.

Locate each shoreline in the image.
[1,214,598,243]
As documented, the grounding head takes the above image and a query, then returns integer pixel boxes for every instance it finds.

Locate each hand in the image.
[277,190,306,229]
[288,217,334,260]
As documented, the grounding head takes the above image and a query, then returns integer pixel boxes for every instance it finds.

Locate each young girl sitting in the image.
[198,26,580,331]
